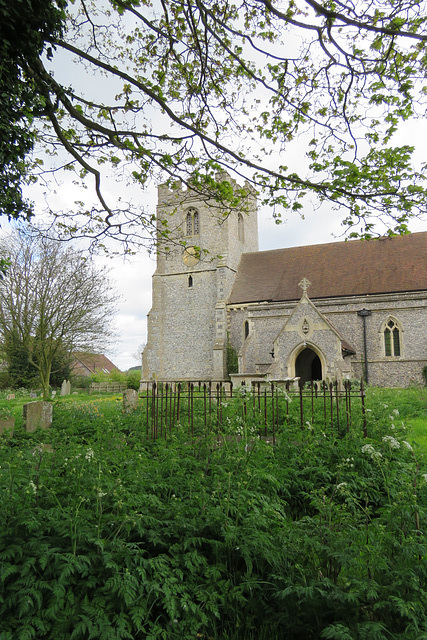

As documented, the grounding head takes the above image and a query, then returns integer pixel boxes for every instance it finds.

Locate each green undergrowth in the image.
[0,389,426,639]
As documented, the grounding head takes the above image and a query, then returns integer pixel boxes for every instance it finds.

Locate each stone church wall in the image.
[228,291,427,387]
[144,269,218,380]
[143,179,425,388]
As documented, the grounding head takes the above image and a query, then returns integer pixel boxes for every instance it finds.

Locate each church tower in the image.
[142,175,258,381]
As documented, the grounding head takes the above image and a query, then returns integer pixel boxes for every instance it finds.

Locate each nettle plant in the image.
[0,391,427,639]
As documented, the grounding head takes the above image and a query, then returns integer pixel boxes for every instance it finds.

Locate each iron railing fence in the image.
[139,379,368,443]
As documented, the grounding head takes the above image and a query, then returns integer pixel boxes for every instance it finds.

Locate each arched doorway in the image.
[295,347,322,386]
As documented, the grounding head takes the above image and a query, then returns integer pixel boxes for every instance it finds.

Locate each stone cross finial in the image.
[298,277,311,294]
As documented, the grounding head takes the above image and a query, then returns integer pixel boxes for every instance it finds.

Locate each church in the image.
[142,176,427,388]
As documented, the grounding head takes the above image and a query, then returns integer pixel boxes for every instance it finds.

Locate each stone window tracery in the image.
[384,318,401,357]
[186,207,200,236]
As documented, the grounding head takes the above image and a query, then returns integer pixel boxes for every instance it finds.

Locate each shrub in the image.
[0,371,13,390]
[71,374,92,390]
[226,342,238,376]
[125,369,141,390]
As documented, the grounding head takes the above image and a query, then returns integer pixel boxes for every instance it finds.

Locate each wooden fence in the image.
[138,379,368,442]
[90,382,128,394]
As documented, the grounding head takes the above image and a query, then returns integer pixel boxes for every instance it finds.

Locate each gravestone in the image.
[61,379,71,396]
[123,389,138,413]
[0,417,14,436]
[51,390,56,398]
[6,393,15,400]
[23,401,53,432]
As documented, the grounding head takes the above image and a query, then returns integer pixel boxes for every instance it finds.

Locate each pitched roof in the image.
[71,353,120,376]
[228,231,427,305]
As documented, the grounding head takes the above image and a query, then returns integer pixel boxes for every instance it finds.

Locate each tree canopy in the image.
[0,0,66,221]
[3,0,427,245]
[0,231,118,398]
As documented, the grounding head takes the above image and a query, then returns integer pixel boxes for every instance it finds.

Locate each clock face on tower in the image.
[182,246,200,267]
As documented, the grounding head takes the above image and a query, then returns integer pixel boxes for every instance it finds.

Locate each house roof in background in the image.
[71,353,120,376]
[228,232,427,305]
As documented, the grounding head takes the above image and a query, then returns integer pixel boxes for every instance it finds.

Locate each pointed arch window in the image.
[384,318,401,357]
[186,207,200,236]
[244,320,249,339]
[238,213,244,242]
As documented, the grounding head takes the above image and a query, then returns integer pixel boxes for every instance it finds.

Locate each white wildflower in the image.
[371,451,383,461]
[393,409,400,416]
[362,444,375,455]
[422,474,427,483]
[402,441,413,452]
[29,480,37,494]
[97,491,107,498]
[85,448,94,461]
[337,482,347,491]
[278,388,292,402]
[383,435,400,449]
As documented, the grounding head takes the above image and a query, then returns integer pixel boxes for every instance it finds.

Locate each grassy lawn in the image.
[365,386,427,454]
[1,385,426,445]
[408,416,427,452]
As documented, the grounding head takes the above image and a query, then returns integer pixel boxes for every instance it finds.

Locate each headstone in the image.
[23,401,53,432]
[51,390,56,398]
[123,389,138,413]
[0,417,14,436]
[6,393,15,400]
[61,379,71,396]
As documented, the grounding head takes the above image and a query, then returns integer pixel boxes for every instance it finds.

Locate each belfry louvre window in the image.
[384,319,401,357]
[186,208,200,235]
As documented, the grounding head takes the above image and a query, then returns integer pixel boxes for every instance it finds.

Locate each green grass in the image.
[407,416,427,453]
[364,386,427,454]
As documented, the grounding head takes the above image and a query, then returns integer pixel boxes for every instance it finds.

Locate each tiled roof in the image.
[228,232,427,304]
[71,353,120,376]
